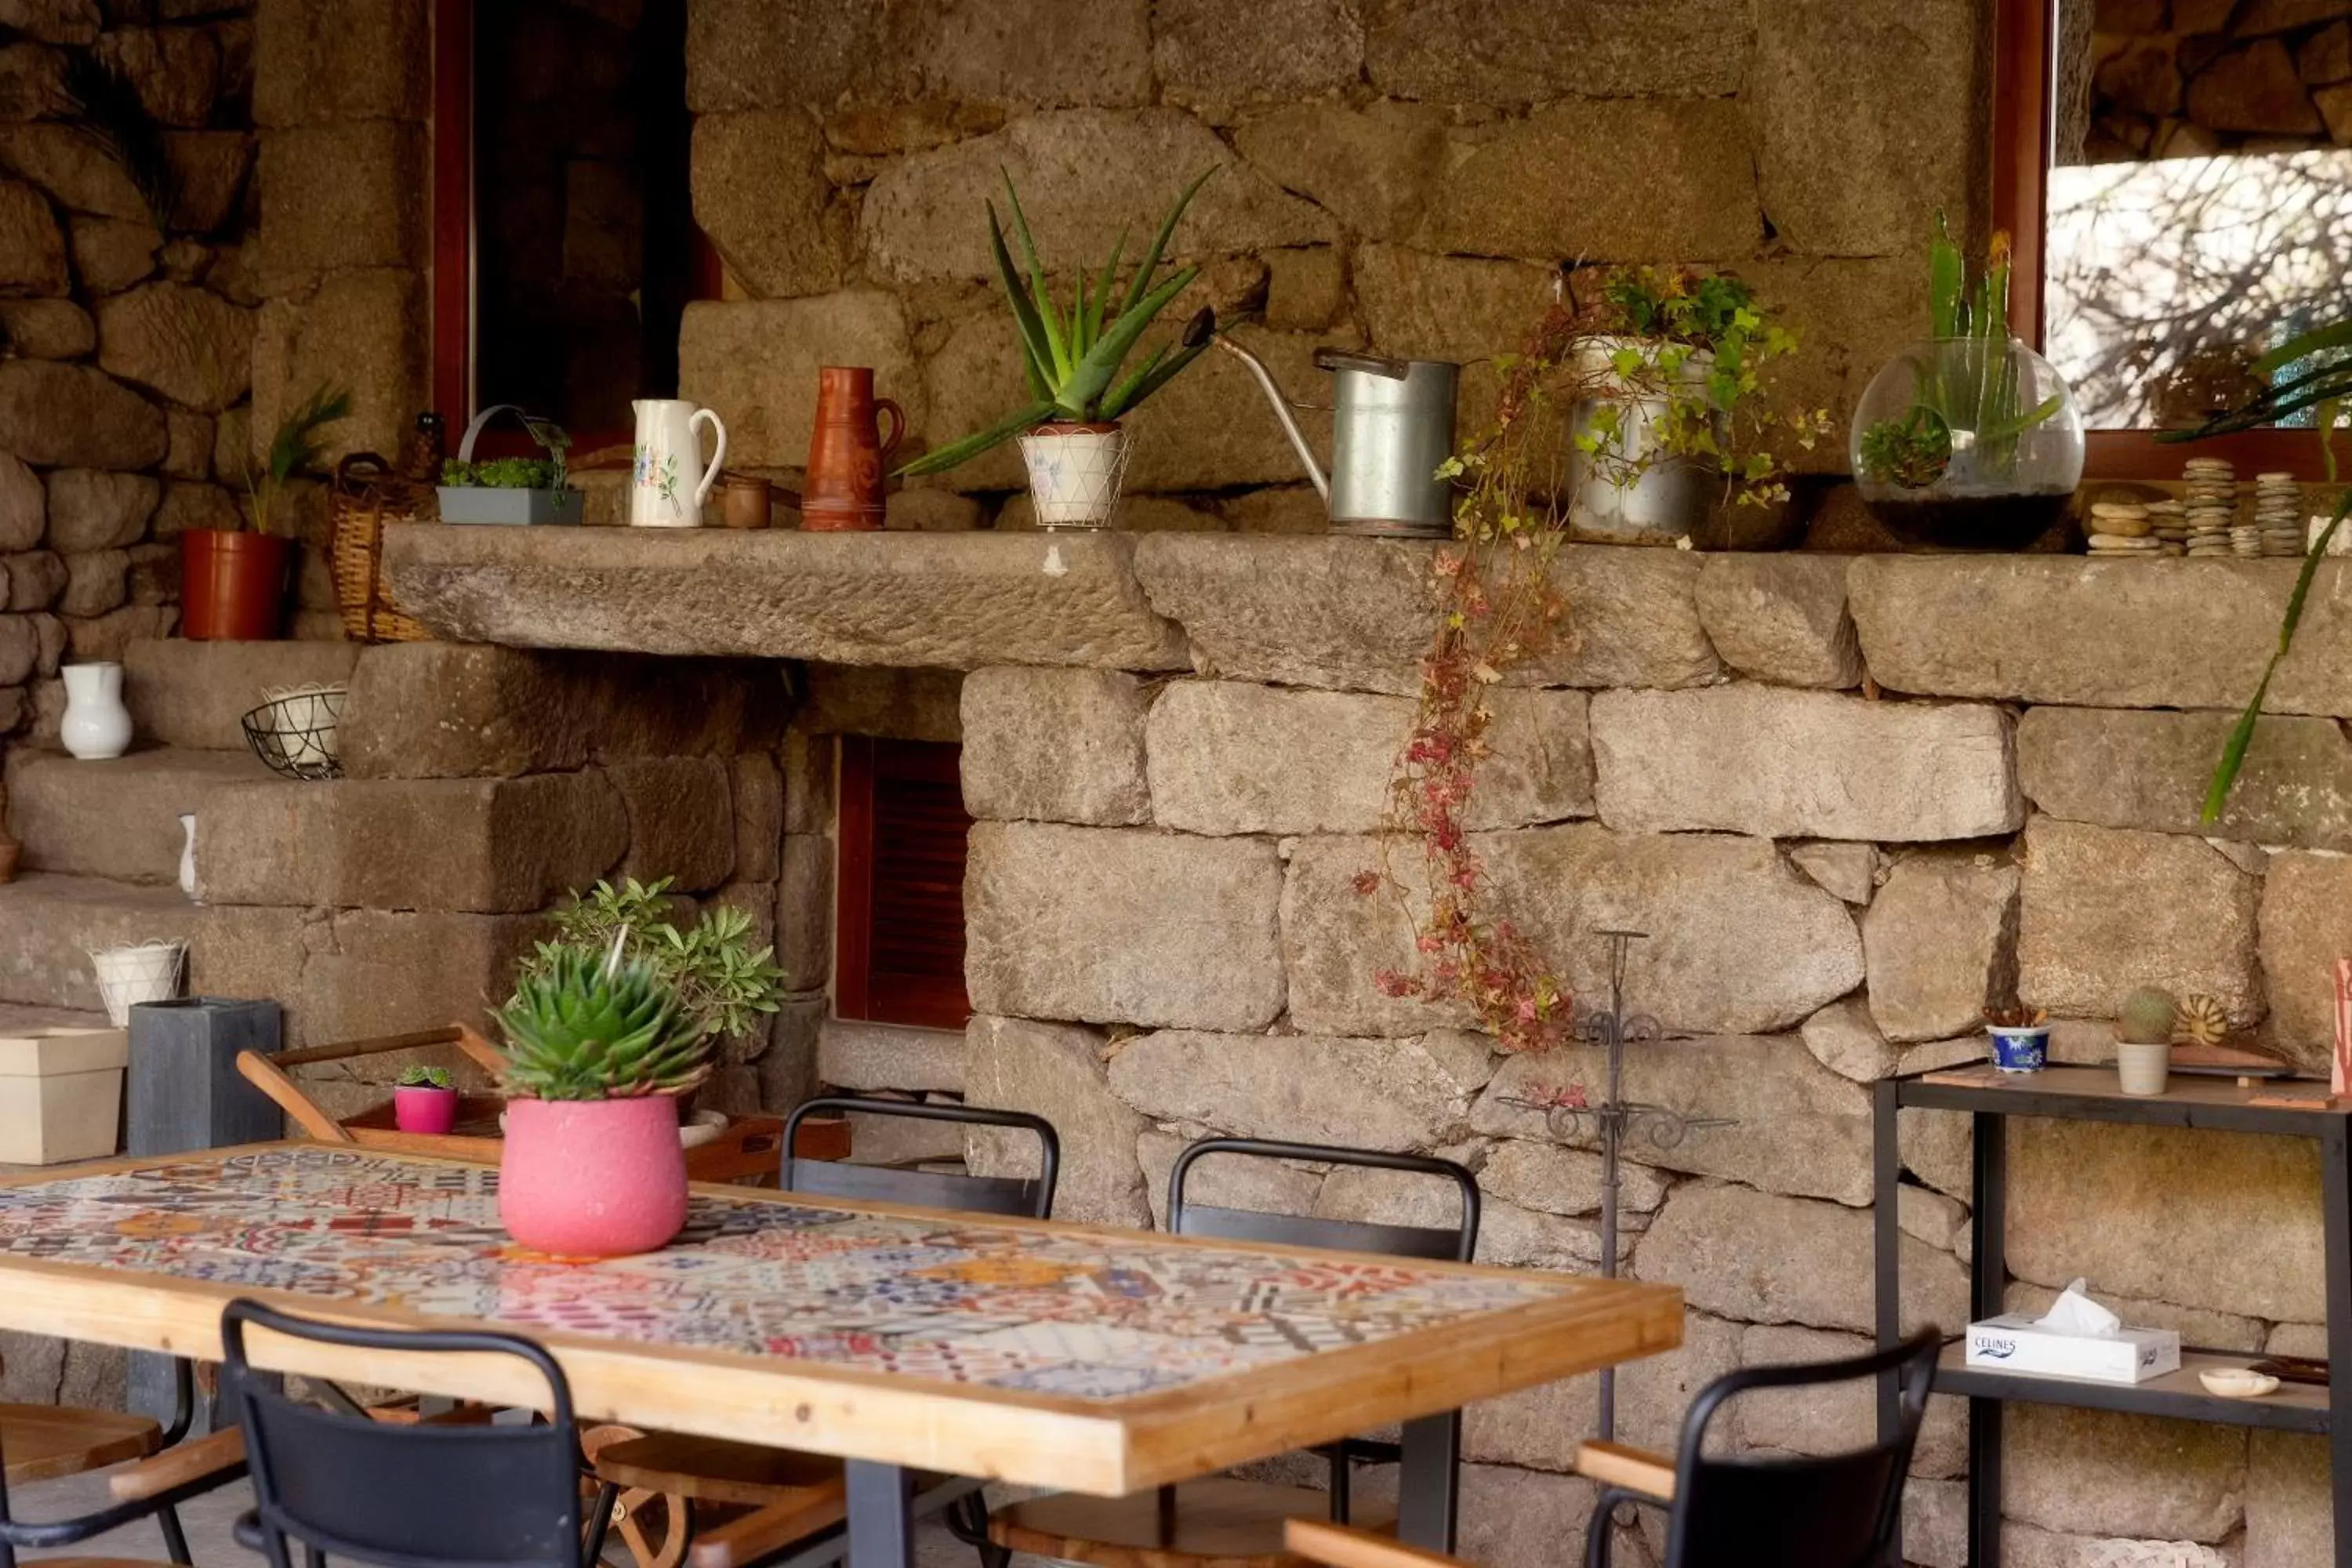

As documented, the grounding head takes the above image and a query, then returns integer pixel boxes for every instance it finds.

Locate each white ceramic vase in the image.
[2115,1040,2170,1097]
[177,813,198,902]
[630,398,728,528]
[1018,423,1128,528]
[60,662,131,760]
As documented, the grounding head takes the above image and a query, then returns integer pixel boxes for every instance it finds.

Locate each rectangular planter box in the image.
[126,996,281,1158]
[436,486,584,526]
[0,1026,128,1164]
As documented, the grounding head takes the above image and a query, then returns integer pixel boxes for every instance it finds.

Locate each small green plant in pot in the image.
[894,169,1219,528]
[187,385,350,641]
[493,938,713,1258]
[391,1063,459,1135]
[437,406,582,525]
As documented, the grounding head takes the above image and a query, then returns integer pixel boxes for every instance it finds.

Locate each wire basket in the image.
[88,939,187,1028]
[241,683,349,781]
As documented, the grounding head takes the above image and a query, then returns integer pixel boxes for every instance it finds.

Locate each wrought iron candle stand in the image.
[1505,928,1732,1441]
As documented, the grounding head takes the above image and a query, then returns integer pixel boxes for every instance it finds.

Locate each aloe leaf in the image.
[2204,486,2352,822]
[989,204,1058,399]
[892,399,1058,477]
[1929,211,1964,343]
[1059,264,1199,417]
[1087,226,1126,350]
[2255,319,2352,379]
[1100,338,1210,419]
[1120,167,1214,319]
[1000,174,1069,380]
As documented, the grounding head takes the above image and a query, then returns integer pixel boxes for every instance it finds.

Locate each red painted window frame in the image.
[833,738,974,1032]
[428,0,724,457]
[1993,0,2331,479]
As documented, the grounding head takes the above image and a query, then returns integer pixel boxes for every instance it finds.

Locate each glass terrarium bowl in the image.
[1850,337,2085,551]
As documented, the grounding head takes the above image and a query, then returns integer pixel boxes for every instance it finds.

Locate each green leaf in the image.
[1000,174,1069,381]
[1086,226,1127,351]
[891,399,1058,477]
[1929,211,1965,340]
[2204,487,2352,822]
[2254,319,2352,379]
[1058,264,1198,417]
[1101,337,1211,419]
[988,203,1056,400]
[1120,167,1214,320]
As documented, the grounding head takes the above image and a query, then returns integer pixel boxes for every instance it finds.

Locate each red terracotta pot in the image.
[499,1096,688,1258]
[393,1084,459,1135]
[179,530,290,641]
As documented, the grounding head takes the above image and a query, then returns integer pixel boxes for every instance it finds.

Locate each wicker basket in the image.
[328,452,430,643]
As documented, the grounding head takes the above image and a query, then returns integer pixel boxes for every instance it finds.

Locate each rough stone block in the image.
[959,666,1150,825]
[5,549,63,610]
[1262,246,1345,331]
[1693,554,1864,689]
[1863,851,2020,1043]
[1230,102,1447,238]
[964,1014,1149,1226]
[1136,1127,1323,1230]
[1849,556,2352,716]
[0,360,165,469]
[817,1018,963,1094]
[0,297,91,360]
[610,756,736,894]
[2003,1406,2246,1543]
[2017,818,2263,1024]
[2005,1279,2263,1356]
[93,281,252,412]
[252,0,427,125]
[303,909,548,1045]
[782,729,833,834]
[1278,834,1472,1038]
[1475,1138,1668,1220]
[122,636,359,750]
[684,0,880,111]
[8,745,270,884]
[1145,681,1591,836]
[1421,100,1759,263]
[1352,241,1555,373]
[256,122,424,289]
[2019,706,2352,850]
[2259,851,2352,1073]
[1132,535,1719,696]
[775,833,831,992]
[58,548,125,617]
[1590,686,2021,841]
[730,752,781,884]
[1740,1323,1967,1480]
[1365,0,1747,100]
[1472,1037,1874,1205]
[2245,1429,2329,1568]
[1153,0,1362,107]
[1316,1164,1600,1269]
[754,993,822,1109]
[0,452,36,553]
[196,773,628,914]
[384,528,1188,674]
[43,469,156,551]
[1632,1180,1967,1337]
[0,872,207,1011]
[2009,1117,2321,1322]
[691,110,841,299]
[965,821,1284,1030]
[0,124,143,219]
[1107,1029,1490,1152]
[796,664,964,741]
[1788,840,1880,905]
[858,110,1333,284]
[0,176,64,295]
[67,214,156,295]
[252,269,426,465]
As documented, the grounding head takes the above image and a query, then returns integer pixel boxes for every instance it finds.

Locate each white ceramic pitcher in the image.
[630,399,728,528]
[60,662,130,760]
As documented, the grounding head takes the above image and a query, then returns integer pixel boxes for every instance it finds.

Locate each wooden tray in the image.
[234,1024,847,1185]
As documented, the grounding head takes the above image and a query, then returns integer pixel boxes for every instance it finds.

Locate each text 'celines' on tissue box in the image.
[1964,1314,2183,1384]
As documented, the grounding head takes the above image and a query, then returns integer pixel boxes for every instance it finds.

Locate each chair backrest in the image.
[220,1298,588,1568]
[1664,1331,1940,1568]
[782,1095,1059,1218]
[1167,1138,1480,1261]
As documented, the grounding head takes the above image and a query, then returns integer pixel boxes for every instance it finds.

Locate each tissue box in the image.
[1965,1314,2182,1384]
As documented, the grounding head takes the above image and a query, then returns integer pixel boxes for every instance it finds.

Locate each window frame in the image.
[833,736,975,1033]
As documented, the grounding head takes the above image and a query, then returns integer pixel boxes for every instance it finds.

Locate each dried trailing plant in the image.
[60,50,176,229]
[895,169,1218,476]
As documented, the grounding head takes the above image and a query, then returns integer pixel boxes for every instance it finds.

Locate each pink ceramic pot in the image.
[393,1084,459,1135]
[499,1096,688,1258]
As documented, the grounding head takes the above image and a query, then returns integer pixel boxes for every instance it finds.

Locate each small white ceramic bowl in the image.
[2198,1367,2280,1399]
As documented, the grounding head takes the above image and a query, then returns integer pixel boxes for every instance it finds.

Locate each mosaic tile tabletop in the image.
[0,1147,1581,1403]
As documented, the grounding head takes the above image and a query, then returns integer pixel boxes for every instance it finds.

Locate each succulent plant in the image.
[396,1064,452,1090]
[2116,986,2179,1046]
[494,942,712,1101]
[2174,993,2230,1048]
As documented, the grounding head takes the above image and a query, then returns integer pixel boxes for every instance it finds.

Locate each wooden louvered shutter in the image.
[834,737,973,1029]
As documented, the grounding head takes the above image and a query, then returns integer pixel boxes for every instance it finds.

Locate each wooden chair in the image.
[0,1361,249,1568]
[983,1138,1479,1568]
[587,1096,1062,1568]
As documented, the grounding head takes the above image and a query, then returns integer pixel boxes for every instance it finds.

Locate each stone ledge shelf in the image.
[385,524,2352,715]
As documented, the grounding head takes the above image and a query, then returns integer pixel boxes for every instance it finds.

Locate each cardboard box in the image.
[0,1026,128,1165]
[1965,1313,2183,1385]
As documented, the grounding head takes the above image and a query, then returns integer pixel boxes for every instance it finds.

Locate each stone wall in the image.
[677,0,1991,533]
[0,0,266,743]
[2081,0,2352,159]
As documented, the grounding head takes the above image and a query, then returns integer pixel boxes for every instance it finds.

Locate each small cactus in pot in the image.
[2114,986,2176,1097]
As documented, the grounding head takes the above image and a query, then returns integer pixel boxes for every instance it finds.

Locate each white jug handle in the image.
[690,408,728,506]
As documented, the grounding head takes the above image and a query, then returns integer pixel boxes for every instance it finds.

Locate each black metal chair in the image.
[984,1137,1481,1568]
[220,1296,610,1568]
[591,1096,1062,1568]
[1574,1330,1943,1568]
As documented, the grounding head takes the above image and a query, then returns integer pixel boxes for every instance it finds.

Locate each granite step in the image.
[0,1002,114,1035]
[122,637,362,753]
[5,746,284,886]
[0,873,203,1014]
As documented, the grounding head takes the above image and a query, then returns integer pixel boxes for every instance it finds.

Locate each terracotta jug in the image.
[802,367,904,531]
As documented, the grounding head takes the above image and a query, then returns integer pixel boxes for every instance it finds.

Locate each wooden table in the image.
[0,1144,1682,1568]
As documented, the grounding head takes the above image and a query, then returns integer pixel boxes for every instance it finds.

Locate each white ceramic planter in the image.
[2116,1039,2171,1097]
[60,662,131,760]
[88,940,187,1027]
[1018,423,1128,528]
[0,1025,127,1164]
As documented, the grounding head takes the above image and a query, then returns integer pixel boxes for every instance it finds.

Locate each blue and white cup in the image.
[1987,1025,2050,1073]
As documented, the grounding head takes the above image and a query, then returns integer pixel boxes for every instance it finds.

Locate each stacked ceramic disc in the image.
[2253,471,2305,557]
[2182,458,2236,557]
[2085,501,2162,558]
[2145,499,2187,555]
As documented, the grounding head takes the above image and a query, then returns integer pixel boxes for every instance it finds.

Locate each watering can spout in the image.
[1210,332,1331,503]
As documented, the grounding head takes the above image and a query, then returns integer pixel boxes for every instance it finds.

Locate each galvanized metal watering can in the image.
[1214,338,1459,538]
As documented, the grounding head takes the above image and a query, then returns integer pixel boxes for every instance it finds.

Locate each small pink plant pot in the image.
[499,1095,688,1258]
[392,1084,459,1135]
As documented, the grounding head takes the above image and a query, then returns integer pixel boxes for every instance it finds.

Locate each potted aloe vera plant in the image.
[895,169,1218,526]
[1852,217,2085,550]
